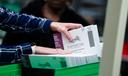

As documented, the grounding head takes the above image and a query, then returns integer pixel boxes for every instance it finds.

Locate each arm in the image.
[0,6,82,64]
[0,7,52,33]
[0,7,82,41]
[0,43,32,64]
[0,43,71,64]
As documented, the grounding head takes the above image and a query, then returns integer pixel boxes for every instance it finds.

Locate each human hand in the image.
[34,46,72,55]
[50,22,83,41]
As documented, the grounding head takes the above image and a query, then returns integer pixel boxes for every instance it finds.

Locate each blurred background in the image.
[0,0,107,41]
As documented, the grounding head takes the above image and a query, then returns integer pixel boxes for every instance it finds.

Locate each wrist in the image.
[31,45,36,54]
[50,22,58,31]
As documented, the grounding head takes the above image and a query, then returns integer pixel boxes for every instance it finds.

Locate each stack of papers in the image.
[22,53,99,69]
[54,25,101,56]
[22,25,101,69]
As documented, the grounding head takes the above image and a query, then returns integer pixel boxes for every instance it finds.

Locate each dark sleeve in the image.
[0,6,52,33]
[0,43,32,64]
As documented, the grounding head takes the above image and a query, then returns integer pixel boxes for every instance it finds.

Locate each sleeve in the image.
[0,43,32,64]
[0,6,52,33]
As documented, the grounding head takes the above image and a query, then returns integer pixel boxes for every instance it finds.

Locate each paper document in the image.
[22,25,101,69]
[54,25,101,56]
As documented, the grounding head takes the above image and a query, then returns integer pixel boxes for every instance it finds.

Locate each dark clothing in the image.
[0,6,52,33]
[121,61,128,76]
[2,0,89,48]
[0,43,32,65]
[0,6,52,64]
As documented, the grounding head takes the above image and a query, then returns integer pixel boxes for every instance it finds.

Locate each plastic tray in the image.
[0,64,21,76]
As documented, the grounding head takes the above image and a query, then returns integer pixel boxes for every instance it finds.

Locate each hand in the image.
[35,46,72,55]
[50,22,83,41]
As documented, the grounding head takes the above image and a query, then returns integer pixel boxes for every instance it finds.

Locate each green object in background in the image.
[0,64,21,76]
[22,54,100,76]
[0,2,20,12]
[22,54,99,69]
[0,2,20,38]
[0,63,99,76]
[30,56,67,69]
[23,62,100,76]
[0,30,6,38]
[55,62,99,76]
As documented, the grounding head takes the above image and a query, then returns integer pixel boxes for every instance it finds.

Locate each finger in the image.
[64,50,72,54]
[66,23,83,30]
[63,30,73,41]
[61,51,72,54]
[56,49,72,54]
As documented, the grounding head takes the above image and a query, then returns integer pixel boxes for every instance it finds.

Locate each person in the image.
[0,6,82,64]
[2,0,89,48]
